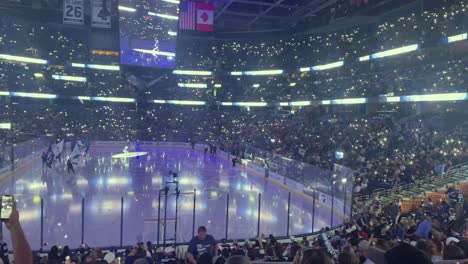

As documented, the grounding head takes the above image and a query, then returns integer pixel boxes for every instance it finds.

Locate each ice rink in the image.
[0,143,344,250]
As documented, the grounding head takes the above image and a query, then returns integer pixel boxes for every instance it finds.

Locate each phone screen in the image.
[1,195,13,221]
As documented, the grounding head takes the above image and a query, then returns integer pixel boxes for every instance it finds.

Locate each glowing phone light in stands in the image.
[0,54,48,64]
[447,33,468,43]
[52,75,87,82]
[118,5,136,12]
[331,98,367,105]
[34,73,44,78]
[0,123,11,130]
[91,97,136,103]
[133,49,176,57]
[167,100,206,105]
[233,102,268,107]
[11,92,57,99]
[252,84,260,88]
[401,93,467,102]
[177,83,208,88]
[370,44,419,59]
[173,70,212,76]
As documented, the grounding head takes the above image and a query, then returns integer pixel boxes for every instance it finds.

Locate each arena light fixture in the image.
[233,102,268,107]
[118,5,136,12]
[11,92,57,99]
[34,73,44,78]
[71,63,120,71]
[230,72,243,76]
[166,100,206,105]
[302,61,344,71]
[0,123,11,130]
[321,100,331,105]
[289,83,297,87]
[86,64,120,71]
[358,55,370,62]
[91,97,136,103]
[168,31,177,36]
[133,49,176,57]
[0,91,9,96]
[244,69,284,75]
[173,70,212,76]
[252,84,260,88]
[52,75,87,82]
[214,84,222,88]
[76,96,91,101]
[401,93,468,102]
[379,96,401,103]
[71,63,86,68]
[332,98,367,105]
[0,54,48,65]
[177,83,208,88]
[162,0,180,3]
[221,102,233,106]
[153,100,166,104]
[289,101,312,106]
[447,33,468,43]
[153,13,179,20]
[370,44,419,60]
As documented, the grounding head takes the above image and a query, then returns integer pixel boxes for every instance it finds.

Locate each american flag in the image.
[179,1,196,30]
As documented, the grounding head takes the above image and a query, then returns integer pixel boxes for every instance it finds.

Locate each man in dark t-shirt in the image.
[186,226,218,264]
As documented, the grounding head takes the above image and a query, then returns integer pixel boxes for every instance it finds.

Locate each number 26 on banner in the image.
[63,0,84,25]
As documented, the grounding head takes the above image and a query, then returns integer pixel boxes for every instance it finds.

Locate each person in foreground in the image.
[186,226,218,264]
[6,200,33,264]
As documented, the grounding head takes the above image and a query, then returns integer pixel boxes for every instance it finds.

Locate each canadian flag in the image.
[196,2,214,32]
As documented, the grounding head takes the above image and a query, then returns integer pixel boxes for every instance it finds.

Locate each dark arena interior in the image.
[0,0,468,263]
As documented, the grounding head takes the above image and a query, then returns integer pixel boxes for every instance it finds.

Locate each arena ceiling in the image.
[214,0,338,33]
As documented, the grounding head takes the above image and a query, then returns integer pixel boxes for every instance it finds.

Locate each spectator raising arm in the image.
[6,200,32,264]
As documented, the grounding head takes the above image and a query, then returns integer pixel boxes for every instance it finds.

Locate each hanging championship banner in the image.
[92,0,112,28]
[63,0,84,25]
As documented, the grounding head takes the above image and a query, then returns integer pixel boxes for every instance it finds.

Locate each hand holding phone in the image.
[1,195,13,222]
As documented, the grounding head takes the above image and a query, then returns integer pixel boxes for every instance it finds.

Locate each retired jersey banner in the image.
[92,0,112,28]
[196,2,213,32]
[63,0,84,25]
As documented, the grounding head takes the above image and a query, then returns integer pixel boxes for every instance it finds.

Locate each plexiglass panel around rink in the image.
[0,141,353,250]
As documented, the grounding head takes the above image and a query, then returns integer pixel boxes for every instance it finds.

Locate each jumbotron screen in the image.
[119,0,179,68]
